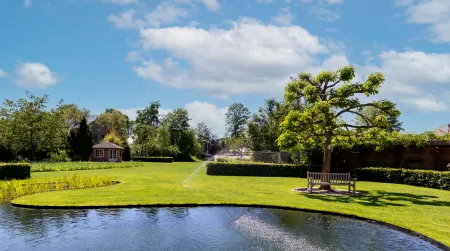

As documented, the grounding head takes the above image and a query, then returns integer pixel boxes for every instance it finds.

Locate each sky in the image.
[0,0,450,137]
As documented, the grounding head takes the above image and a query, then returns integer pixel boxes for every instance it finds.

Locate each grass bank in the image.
[31,161,143,172]
[11,162,450,247]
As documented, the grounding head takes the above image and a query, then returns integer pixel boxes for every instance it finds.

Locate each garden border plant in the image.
[132,156,174,163]
[0,163,31,180]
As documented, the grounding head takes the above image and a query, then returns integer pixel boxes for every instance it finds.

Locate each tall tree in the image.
[225,103,250,138]
[195,122,212,154]
[59,104,90,125]
[355,106,403,132]
[247,98,288,151]
[278,66,400,189]
[136,101,161,128]
[1,92,67,160]
[96,108,128,140]
[68,116,93,160]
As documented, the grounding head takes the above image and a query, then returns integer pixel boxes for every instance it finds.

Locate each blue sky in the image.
[0,0,450,136]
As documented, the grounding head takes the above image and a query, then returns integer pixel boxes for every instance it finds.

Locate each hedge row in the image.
[0,163,31,180]
[356,167,450,190]
[131,156,174,163]
[206,162,308,177]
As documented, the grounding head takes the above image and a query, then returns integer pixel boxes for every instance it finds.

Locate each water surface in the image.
[0,204,443,251]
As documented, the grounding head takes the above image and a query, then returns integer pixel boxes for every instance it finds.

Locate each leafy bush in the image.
[46,151,71,162]
[356,167,450,190]
[132,156,174,163]
[0,163,31,180]
[206,162,308,177]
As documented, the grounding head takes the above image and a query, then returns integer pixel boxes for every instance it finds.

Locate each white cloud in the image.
[134,17,346,98]
[300,0,343,22]
[102,0,138,5]
[326,0,343,4]
[126,51,140,62]
[271,7,294,26]
[402,98,448,112]
[24,0,32,8]
[184,101,227,136]
[14,63,60,88]
[256,0,273,3]
[362,50,450,112]
[108,9,141,29]
[108,2,189,29]
[393,0,414,7]
[0,69,6,77]
[398,0,450,42]
[145,2,189,28]
[309,5,340,22]
[199,0,220,11]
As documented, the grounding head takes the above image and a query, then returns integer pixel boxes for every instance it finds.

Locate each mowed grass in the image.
[12,162,450,247]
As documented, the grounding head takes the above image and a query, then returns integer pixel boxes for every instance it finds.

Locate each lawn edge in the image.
[10,202,450,250]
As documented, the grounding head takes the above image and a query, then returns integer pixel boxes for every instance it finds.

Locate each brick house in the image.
[91,142,123,162]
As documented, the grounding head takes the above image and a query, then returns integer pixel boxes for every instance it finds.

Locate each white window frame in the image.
[95,149,104,158]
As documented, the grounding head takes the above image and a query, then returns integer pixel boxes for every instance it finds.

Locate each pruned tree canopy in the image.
[278,66,401,187]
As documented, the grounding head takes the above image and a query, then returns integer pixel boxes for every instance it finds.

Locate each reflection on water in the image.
[0,204,443,251]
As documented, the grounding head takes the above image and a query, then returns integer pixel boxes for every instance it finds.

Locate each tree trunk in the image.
[320,132,332,190]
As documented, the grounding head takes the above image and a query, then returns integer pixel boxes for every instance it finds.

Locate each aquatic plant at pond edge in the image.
[0,174,117,201]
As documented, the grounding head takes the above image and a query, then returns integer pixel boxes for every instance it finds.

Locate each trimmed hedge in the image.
[206,162,308,177]
[356,167,450,190]
[131,156,174,163]
[0,163,31,180]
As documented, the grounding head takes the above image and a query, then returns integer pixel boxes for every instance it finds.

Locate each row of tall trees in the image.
[0,91,135,161]
[131,101,221,161]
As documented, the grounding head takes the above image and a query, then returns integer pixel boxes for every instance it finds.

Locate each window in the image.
[95,149,104,158]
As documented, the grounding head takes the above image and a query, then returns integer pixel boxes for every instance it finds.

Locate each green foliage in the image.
[103,131,124,147]
[247,98,287,151]
[136,101,161,128]
[58,103,90,125]
[30,161,143,172]
[132,156,173,163]
[68,116,93,161]
[356,167,450,190]
[225,103,250,138]
[206,162,308,177]
[195,122,212,154]
[0,92,68,160]
[0,163,31,180]
[97,108,129,141]
[279,66,401,174]
[0,174,116,201]
[123,145,131,161]
[227,137,249,157]
[355,106,403,132]
[47,150,71,162]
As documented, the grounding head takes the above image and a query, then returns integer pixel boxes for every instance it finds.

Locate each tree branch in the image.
[335,103,377,118]
[327,80,341,89]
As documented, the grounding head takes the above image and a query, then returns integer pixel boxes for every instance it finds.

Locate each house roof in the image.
[434,124,450,136]
[93,142,123,149]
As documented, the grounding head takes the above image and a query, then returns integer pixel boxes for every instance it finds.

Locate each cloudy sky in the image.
[1,0,450,136]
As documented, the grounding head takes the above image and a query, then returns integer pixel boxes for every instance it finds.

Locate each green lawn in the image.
[12,162,450,247]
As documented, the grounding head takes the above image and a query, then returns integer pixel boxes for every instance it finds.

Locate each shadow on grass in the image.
[303,190,450,207]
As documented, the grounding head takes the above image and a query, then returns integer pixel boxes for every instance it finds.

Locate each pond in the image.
[0,204,444,251]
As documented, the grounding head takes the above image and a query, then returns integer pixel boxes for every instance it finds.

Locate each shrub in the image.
[206,162,308,177]
[0,163,31,180]
[356,167,450,190]
[132,156,174,163]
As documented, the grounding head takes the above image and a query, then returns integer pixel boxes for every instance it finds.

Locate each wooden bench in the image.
[307,171,356,194]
